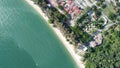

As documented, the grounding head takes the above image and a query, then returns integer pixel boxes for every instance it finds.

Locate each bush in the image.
[85,25,120,68]
[58,4,64,10]
[102,4,107,9]
[108,13,117,20]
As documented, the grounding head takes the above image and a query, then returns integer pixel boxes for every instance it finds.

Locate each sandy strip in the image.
[25,0,85,68]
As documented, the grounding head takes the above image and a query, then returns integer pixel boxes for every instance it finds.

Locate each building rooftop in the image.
[89,41,97,47]
[60,0,82,19]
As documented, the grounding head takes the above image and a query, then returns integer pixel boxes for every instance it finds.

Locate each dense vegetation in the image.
[32,0,120,68]
[84,24,120,68]
[71,26,91,44]
[76,5,103,30]
[33,0,91,45]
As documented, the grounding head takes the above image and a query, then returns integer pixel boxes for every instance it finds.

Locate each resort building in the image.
[88,10,98,21]
[94,33,103,45]
[89,41,97,47]
[89,33,103,47]
[60,0,82,19]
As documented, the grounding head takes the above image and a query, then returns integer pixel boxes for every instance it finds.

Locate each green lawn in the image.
[103,4,116,16]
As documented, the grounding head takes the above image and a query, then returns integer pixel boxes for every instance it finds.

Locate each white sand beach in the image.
[25,0,85,68]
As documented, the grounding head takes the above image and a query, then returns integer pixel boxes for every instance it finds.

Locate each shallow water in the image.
[0,0,77,68]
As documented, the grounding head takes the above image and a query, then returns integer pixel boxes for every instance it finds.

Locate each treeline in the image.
[84,24,120,68]
[76,5,103,29]
[33,0,91,45]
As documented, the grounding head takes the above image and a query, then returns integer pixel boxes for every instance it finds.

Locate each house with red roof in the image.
[60,0,82,19]
[60,1,66,6]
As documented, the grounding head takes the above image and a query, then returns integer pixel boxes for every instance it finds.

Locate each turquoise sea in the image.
[0,0,77,68]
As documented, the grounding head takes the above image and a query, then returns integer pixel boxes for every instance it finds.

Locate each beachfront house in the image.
[60,0,82,19]
[89,33,103,47]
[78,43,88,51]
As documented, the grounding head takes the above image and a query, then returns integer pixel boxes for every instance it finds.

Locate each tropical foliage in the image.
[84,24,120,68]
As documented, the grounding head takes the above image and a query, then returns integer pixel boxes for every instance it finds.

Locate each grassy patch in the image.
[103,4,116,16]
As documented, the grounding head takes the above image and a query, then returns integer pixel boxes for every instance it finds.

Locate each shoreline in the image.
[25,0,85,68]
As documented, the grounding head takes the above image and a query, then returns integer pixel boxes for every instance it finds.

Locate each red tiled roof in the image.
[60,1,66,6]
[65,7,70,12]
[60,0,82,19]
[74,9,81,15]
[68,10,72,14]
[73,6,79,10]
[68,0,72,4]
[70,2,74,8]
